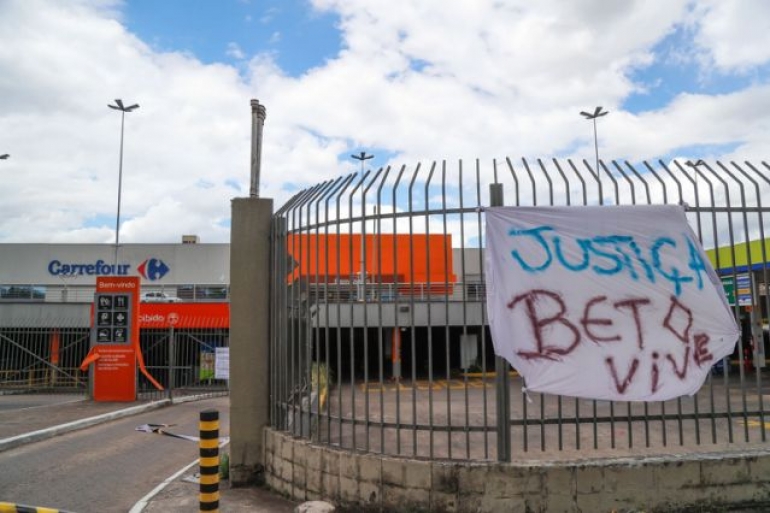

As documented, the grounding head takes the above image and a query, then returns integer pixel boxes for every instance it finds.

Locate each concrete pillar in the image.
[230,196,273,485]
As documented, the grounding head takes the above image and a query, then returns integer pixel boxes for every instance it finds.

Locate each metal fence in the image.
[270,158,770,462]
[0,283,230,303]
[0,317,229,401]
[139,320,230,401]
[0,320,90,392]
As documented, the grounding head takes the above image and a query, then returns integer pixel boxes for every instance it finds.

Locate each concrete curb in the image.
[0,398,171,453]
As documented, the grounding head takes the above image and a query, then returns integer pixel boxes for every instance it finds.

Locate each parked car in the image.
[140,291,182,303]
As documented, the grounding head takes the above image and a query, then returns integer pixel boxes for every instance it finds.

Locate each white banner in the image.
[485,205,739,401]
[215,347,230,380]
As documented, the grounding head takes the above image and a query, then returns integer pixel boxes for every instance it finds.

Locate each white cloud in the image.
[226,42,246,60]
[693,0,770,72]
[0,0,769,244]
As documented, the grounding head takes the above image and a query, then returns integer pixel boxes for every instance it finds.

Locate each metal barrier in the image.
[0,317,229,400]
[139,320,230,401]
[0,320,89,393]
[270,158,770,462]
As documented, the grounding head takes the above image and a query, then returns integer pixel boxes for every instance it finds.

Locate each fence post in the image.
[489,182,511,462]
[199,409,220,512]
[167,325,176,399]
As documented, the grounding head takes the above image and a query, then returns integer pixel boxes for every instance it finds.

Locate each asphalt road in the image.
[0,396,229,512]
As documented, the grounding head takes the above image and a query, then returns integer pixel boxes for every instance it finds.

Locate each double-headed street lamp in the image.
[108,99,139,265]
[685,159,705,194]
[580,106,609,173]
[351,151,374,173]
[351,152,374,300]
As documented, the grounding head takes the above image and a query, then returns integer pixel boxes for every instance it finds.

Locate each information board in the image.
[89,277,140,401]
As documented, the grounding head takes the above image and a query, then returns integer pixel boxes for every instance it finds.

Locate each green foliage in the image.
[219,452,230,480]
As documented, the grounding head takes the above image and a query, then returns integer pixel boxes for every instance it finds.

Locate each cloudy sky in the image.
[1,0,769,243]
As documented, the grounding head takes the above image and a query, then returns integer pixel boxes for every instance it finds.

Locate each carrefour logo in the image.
[48,259,130,276]
[48,256,170,279]
[137,258,170,281]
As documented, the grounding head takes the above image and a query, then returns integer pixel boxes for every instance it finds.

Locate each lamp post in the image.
[580,106,609,173]
[351,152,374,300]
[685,159,705,198]
[351,151,373,173]
[108,99,139,266]
[0,154,9,160]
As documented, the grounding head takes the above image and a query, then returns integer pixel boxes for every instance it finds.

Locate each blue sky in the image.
[123,0,341,75]
[623,24,766,113]
[1,0,770,243]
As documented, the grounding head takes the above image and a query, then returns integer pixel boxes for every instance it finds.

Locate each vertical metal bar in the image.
[458,159,471,460]
[505,160,528,453]
[275,200,293,429]
[740,161,769,442]
[168,325,176,399]
[490,181,510,462]
[299,184,318,437]
[522,159,547,450]
[308,181,335,442]
[321,181,338,444]
[607,164,619,450]
[710,162,752,442]
[408,164,420,457]
[292,182,324,436]
[691,163,733,443]
[269,217,278,427]
[375,167,391,454]
[477,159,490,459]
[538,159,562,451]
[553,159,580,450]
[348,172,370,450]
[425,162,437,459]
[362,169,383,453]
[441,161,453,459]
[287,192,306,430]
[392,165,407,455]
[314,184,324,444]
[334,175,355,447]
[318,176,346,445]
[289,201,299,434]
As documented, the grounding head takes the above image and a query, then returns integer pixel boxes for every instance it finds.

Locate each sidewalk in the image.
[0,393,300,512]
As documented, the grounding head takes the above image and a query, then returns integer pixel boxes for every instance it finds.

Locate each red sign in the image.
[84,276,142,401]
[138,302,229,328]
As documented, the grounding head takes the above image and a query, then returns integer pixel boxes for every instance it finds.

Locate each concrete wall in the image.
[264,428,770,512]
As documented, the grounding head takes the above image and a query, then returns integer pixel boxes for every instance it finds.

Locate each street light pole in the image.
[108,99,139,266]
[685,159,705,198]
[351,152,374,300]
[580,106,609,173]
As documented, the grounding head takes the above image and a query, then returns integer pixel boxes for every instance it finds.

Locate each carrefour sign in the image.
[47,258,170,280]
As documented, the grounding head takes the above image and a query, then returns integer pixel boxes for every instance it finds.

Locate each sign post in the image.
[88,276,140,401]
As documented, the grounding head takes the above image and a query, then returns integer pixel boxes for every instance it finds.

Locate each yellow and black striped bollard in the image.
[0,503,74,512]
[199,409,220,512]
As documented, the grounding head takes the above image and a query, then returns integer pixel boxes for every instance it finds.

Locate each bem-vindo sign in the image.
[80,276,164,401]
[485,205,740,402]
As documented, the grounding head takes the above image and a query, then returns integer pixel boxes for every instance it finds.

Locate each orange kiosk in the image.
[80,276,163,401]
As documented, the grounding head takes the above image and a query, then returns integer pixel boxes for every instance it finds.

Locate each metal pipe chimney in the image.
[250,99,267,198]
